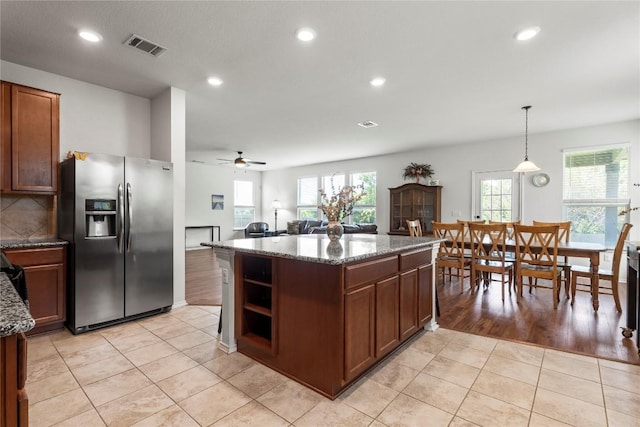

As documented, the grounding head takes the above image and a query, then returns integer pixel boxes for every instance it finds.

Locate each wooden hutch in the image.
[389,183,442,236]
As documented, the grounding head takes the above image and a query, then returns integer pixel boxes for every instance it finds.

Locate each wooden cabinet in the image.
[234,244,435,398]
[389,183,442,236]
[344,284,375,381]
[0,332,29,427]
[399,269,419,341]
[417,264,433,327]
[375,275,400,357]
[1,81,60,194]
[235,254,277,354]
[3,247,66,335]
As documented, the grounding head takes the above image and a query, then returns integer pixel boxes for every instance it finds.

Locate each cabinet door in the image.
[375,275,399,357]
[418,264,433,326]
[1,82,11,191]
[344,284,375,381]
[399,269,419,341]
[8,84,59,193]
[23,264,65,327]
[389,184,441,235]
[4,247,66,333]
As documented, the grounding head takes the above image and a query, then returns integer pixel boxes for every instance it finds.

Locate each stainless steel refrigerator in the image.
[59,153,173,334]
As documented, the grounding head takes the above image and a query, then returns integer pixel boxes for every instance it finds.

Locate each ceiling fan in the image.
[217,151,267,168]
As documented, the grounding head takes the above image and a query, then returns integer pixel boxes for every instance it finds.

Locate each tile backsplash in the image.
[0,194,56,240]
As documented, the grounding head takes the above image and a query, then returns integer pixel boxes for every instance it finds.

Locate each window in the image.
[234,180,254,228]
[296,172,377,223]
[473,171,520,222]
[562,145,629,247]
[481,179,513,221]
[297,177,318,220]
[350,172,377,224]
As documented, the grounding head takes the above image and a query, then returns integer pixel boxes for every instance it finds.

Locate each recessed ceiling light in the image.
[369,77,386,87]
[296,28,316,42]
[78,30,103,43]
[515,26,540,41]
[207,77,223,86]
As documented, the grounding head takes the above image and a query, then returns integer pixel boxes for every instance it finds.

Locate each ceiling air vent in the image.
[124,34,167,57]
[357,120,379,128]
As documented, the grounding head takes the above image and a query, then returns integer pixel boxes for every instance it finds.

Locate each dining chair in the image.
[570,223,633,312]
[406,219,423,237]
[489,220,520,240]
[456,219,483,262]
[406,219,440,316]
[468,222,514,301]
[489,220,520,267]
[533,220,572,298]
[513,223,562,308]
[432,221,471,293]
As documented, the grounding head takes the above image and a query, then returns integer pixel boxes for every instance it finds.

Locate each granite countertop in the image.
[0,237,68,250]
[201,233,444,265]
[0,273,35,337]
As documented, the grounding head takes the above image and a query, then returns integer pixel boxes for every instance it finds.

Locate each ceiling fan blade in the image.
[216,158,233,162]
[246,160,267,165]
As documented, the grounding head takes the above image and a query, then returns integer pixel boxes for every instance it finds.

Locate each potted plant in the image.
[402,162,434,183]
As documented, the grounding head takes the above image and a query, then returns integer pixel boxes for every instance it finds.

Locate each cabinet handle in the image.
[117,184,124,253]
[126,183,133,252]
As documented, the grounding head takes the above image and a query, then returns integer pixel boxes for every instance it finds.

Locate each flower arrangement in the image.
[402,162,434,183]
[319,177,366,222]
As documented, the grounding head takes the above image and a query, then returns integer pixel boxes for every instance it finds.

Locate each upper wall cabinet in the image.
[389,183,442,236]
[1,81,60,194]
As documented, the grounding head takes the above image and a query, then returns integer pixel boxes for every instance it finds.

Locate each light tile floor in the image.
[27,305,640,426]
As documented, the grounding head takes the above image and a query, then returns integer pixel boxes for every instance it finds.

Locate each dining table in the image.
[458,238,607,310]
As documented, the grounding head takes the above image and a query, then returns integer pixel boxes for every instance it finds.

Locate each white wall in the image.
[185,161,262,241]
[1,61,190,304]
[261,119,640,243]
[151,87,187,306]
[1,61,151,158]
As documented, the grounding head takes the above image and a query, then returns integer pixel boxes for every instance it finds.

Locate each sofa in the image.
[286,219,377,235]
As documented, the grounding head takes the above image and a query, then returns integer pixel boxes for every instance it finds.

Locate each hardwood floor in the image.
[437,274,640,365]
[185,248,222,305]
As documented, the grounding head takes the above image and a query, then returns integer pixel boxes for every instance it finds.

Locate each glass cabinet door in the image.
[389,184,441,235]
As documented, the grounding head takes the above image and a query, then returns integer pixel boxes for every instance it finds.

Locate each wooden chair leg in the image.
[612,280,622,312]
[570,273,577,306]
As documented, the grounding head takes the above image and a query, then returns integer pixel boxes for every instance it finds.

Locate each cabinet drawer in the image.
[4,247,65,266]
[345,256,397,290]
[399,248,432,271]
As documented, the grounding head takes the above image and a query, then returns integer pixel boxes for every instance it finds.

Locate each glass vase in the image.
[326,220,344,241]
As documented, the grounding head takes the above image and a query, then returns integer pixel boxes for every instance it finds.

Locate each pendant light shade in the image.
[513,105,540,173]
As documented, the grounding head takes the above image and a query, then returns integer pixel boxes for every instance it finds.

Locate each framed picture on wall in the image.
[212,194,224,210]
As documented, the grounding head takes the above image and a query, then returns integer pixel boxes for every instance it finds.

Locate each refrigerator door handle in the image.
[126,182,133,252]
[117,183,124,253]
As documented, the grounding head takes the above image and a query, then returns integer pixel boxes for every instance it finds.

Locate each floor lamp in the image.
[272,200,281,232]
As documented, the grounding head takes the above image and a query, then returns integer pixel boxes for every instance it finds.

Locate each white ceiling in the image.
[1,1,638,170]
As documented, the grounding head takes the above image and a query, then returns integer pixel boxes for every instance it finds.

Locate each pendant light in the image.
[513,105,541,173]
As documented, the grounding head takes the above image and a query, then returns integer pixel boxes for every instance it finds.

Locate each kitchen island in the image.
[1,272,35,426]
[202,233,442,398]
